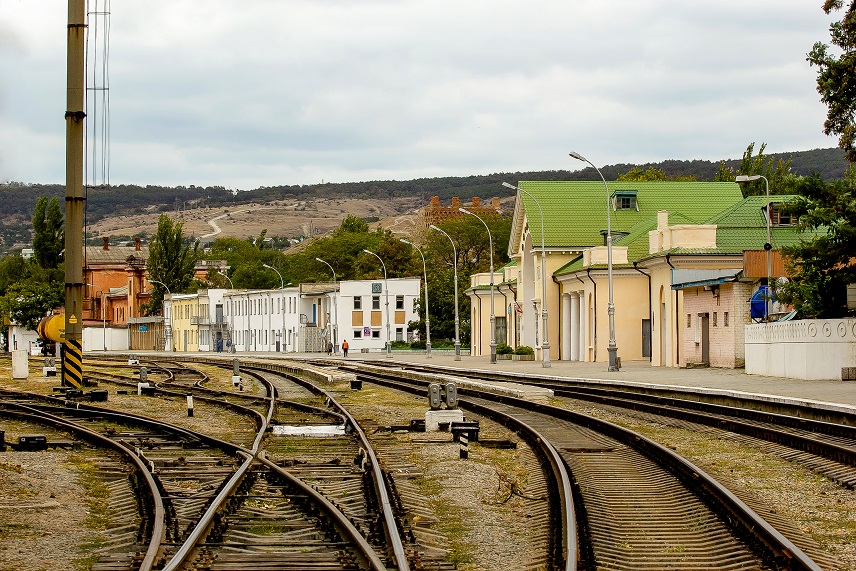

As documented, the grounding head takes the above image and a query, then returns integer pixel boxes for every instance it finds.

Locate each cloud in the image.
[0,0,840,188]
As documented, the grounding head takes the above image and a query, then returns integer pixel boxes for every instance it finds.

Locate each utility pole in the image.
[63,0,86,389]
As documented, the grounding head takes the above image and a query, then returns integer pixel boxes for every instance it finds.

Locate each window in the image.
[396,295,404,310]
[612,190,638,211]
[396,327,404,341]
[372,296,380,310]
[354,297,362,310]
[724,312,730,327]
[353,330,362,339]
[713,312,718,327]
[372,330,380,338]
[687,314,692,328]
[770,205,792,226]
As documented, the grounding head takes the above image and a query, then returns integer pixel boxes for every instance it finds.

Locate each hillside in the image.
[0,147,850,255]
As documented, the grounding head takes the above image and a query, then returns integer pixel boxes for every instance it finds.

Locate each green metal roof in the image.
[513,181,744,252]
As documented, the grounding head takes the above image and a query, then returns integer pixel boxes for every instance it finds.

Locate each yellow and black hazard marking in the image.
[62,340,83,389]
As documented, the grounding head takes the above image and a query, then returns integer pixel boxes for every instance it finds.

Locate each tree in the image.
[722,143,795,196]
[144,214,201,315]
[776,172,856,317]
[808,1,856,162]
[32,196,64,269]
[617,166,695,182]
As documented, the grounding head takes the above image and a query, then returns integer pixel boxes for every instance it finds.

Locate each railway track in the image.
[339,363,827,571]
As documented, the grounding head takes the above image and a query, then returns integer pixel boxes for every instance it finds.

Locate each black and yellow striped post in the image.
[62,340,83,389]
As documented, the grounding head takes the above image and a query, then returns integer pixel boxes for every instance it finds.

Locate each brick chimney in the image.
[491,197,500,210]
[430,196,440,207]
[102,237,109,251]
[472,197,481,207]
[451,197,460,208]
[135,237,141,251]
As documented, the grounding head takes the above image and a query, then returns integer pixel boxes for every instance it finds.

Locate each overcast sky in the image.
[0,1,840,189]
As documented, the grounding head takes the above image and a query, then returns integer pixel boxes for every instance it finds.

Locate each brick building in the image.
[420,196,501,233]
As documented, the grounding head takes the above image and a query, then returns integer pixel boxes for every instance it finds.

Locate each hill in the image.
[0,147,850,255]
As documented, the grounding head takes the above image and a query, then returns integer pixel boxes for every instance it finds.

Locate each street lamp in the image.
[316,258,339,354]
[736,174,772,322]
[502,182,550,368]
[148,279,173,352]
[262,264,284,289]
[84,282,106,351]
[217,270,233,289]
[400,238,431,358]
[459,207,496,364]
[363,249,392,358]
[429,224,461,360]
[569,152,620,371]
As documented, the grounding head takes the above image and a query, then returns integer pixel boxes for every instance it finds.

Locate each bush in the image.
[390,340,409,349]
[513,345,534,355]
[410,339,426,349]
[496,343,513,355]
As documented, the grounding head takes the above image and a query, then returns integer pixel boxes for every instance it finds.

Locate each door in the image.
[701,313,710,364]
[641,319,651,359]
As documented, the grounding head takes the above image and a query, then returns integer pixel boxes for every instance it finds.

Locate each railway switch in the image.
[428,383,442,409]
[18,434,48,451]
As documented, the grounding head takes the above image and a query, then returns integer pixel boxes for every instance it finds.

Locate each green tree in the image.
[776,172,856,317]
[32,196,64,269]
[0,260,64,332]
[808,0,856,162]
[618,166,696,182]
[144,214,201,315]
[730,142,794,197]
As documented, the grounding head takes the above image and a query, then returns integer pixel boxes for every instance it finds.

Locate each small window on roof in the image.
[612,190,638,211]
[769,204,792,226]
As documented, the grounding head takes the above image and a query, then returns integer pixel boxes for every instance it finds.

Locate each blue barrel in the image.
[750,286,773,319]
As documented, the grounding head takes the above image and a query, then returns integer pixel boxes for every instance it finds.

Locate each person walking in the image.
[327,340,333,356]
[342,340,348,357]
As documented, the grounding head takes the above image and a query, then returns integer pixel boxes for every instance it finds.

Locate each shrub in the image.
[390,340,409,349]
[410,339,426,349]
[496,343,513,355]
[513,345,534,355]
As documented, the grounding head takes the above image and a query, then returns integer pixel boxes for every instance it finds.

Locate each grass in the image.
[67,452,113,571]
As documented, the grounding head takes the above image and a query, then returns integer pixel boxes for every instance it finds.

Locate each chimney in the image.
[102,237,109,251]
[491,197,500,210]
[658,210,669,230]
[430,196,440,207]
[451,197,460,208]
[472,197,481,207]
[135,237,141,251]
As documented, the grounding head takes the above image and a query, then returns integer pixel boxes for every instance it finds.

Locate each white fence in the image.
[745,319,856,380]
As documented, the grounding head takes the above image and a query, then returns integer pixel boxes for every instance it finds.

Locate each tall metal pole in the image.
[503,183,550,367]
[570,152,620,371]
[736,174,772,321]
[429,225,460,360]
[316,258,338,354]
[460,208,496,364]
[62,0,86,389]
[400,239,431,358]
[363,250,391,358]
[263,264,284,289]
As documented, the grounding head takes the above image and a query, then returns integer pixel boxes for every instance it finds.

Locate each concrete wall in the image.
[83,326,129,352]
[745,319,856,380]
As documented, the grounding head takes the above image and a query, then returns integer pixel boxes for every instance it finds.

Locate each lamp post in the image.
[429,224,461,360]
[736,174,772,322]
[262,264,284,289]
[84,283,106,351]
[316,258,339,354]
[459,207,496,364]
[400,238,431,358]
[217,271,233,289]
[149,279,172,352]
[569,152,620,371]
[363,249,392,358]
[502,182,550,368]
